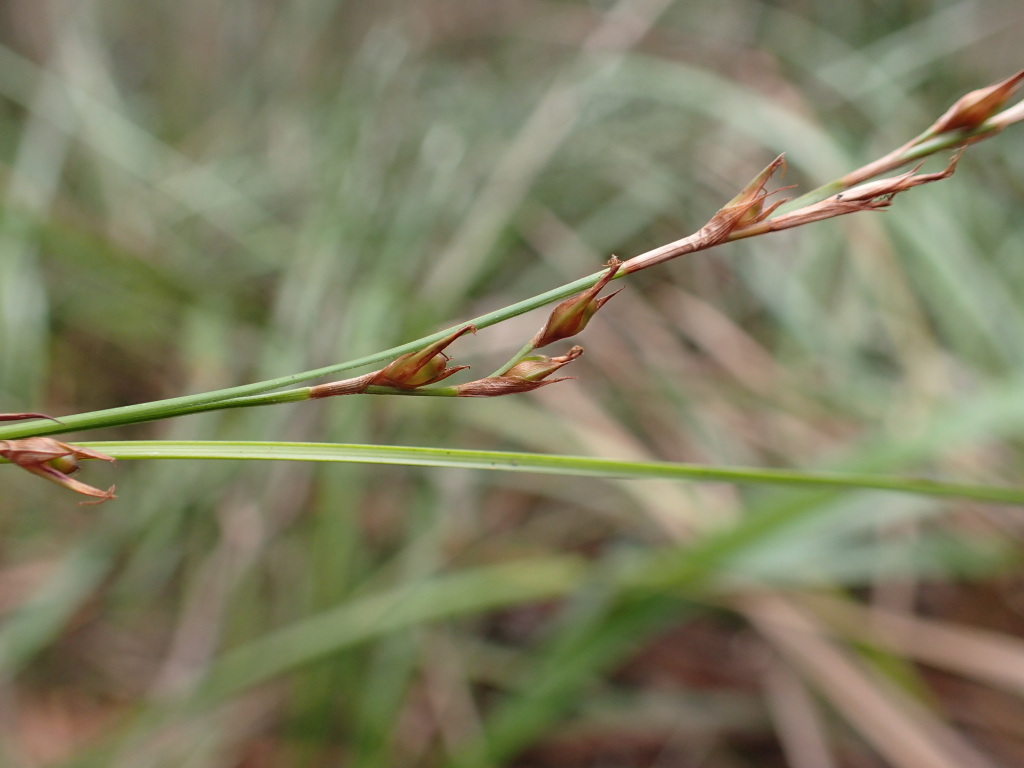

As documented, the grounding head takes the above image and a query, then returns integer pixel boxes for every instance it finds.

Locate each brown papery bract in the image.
[0,438,116,504]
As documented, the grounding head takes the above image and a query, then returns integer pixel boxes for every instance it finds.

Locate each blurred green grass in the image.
[1,1,1024,766]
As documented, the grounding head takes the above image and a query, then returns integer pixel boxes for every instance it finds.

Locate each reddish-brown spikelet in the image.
[621,155,789,275]
[310,325,476,398]
[531,259,622,349]
[370,325,476,388]
[930,70,1024,134]
[454,347,583,397]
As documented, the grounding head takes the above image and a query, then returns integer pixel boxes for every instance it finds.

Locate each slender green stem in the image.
[364,385,459,397]
[209,383,462,410]
[488,341,538,378]
[56,440,1024,507]
[193,388,313,411]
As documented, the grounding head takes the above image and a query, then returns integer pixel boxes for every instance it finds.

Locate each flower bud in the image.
[531,259,621,349]
[0,437,115,504]
[930,70,1024,134]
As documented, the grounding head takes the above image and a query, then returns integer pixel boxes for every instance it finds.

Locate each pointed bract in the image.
[724,155,787,210]
[715,155,790,232]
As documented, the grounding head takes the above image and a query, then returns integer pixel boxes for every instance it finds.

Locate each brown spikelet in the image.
[0,438,116,504]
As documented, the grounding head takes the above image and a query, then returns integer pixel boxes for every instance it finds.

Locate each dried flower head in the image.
[0,438,116,504]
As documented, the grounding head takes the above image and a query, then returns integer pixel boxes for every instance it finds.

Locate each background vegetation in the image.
[1,0,1023,765]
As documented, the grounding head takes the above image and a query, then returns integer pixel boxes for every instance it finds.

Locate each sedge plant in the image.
[1,70,1024,507]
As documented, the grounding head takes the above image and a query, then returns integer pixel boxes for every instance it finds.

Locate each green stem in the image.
[192,388,312,411]
[364,385,459,397]
[210,383,462,410]
[488,341,538,378]
[57,440,1024,507]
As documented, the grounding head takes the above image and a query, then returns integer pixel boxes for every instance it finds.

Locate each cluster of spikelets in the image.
[2,70,1023,503]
